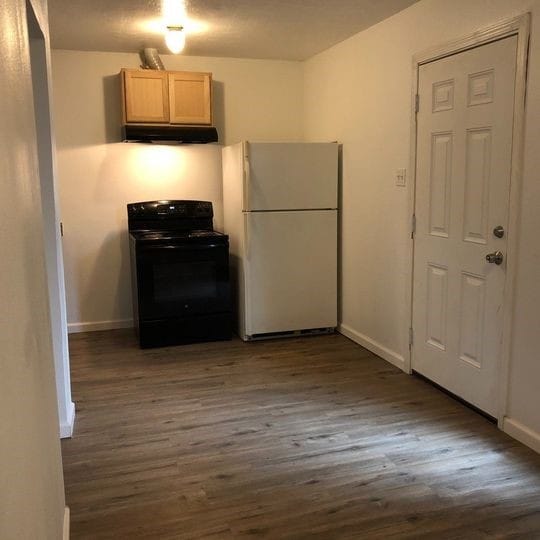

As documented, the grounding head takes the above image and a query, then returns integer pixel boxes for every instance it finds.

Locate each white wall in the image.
[51,50,303,331]
[0,0,66,538]
[304,0,540,447]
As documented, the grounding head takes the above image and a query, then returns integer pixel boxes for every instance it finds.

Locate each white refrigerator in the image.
[222,141,338,341]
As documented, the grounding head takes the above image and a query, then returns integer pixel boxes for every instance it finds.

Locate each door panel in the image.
[412,36,517,416]
[429,132,452,237]
[426,263,448,351]
[463,128,491,244]
[244,210,337,336]
[458,271,486,369]
[245,143,338,211]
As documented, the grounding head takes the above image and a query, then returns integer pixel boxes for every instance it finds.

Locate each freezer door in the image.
[244,210,337,336]
[244,142,338,211]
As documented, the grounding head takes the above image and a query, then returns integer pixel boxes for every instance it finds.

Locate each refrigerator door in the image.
[243,210,337,337]
[244,142,338,211]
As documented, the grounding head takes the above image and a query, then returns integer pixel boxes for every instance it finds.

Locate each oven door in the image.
[135,242,230,320]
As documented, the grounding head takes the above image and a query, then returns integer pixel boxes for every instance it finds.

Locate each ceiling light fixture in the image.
[165,25,185,54]
[162,0,186,54]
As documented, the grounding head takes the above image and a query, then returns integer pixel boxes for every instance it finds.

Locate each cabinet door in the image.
[123,70,169,123]
[168,72,212,125]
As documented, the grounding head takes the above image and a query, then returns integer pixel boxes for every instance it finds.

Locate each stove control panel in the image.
[127,200,213,219]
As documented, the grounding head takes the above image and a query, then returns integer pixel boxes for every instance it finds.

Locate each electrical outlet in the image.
[396,168,406,187]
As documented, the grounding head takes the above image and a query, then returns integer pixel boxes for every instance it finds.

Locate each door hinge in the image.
[411,214,416,239]
[415,94,420,114]
[409,327,414,348]
[60,222,64,237]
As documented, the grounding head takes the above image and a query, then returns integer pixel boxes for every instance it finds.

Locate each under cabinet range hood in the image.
[122,125,218,144]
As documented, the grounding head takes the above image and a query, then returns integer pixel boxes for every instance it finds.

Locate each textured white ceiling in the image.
[48,0,419,61]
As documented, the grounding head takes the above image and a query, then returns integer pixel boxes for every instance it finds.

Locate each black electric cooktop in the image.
[130,229,227,242]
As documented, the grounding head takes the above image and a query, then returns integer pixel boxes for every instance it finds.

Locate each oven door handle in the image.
[142,244,224,250]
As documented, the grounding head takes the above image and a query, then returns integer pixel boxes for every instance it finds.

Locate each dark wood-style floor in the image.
[62,330,540,539]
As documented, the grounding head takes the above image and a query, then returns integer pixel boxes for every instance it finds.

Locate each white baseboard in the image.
[59,401,75,439]
[339,323,406,372]
[68,318,133,334]
[63,506,70,540]
[503,417,540,454]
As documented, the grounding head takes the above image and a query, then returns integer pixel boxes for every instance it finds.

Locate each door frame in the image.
[405,13,530,426]
[26,0,75,437]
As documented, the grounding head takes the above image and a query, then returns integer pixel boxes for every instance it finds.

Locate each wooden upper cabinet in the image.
[168,72,212,125]
[122,70,169,123]
[121,69,212,126]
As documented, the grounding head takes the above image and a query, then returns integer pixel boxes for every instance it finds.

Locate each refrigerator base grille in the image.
[246,327,335,341]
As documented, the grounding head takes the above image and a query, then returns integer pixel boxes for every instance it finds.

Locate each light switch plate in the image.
[396,168,406,187]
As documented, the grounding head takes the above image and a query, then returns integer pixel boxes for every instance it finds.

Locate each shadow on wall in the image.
[103,74,122,143]
[213,80,225,144]
[81,229,132,325]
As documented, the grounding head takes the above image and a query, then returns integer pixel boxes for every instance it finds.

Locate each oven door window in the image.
[153,261,217,303]
[137,244,230,319]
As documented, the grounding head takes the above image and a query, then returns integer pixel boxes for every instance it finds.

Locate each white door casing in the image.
[412,36,518,417]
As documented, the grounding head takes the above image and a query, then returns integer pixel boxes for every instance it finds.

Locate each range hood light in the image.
[165,25,185,54]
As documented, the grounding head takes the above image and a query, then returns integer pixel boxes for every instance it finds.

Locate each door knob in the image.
[486,251,504,265]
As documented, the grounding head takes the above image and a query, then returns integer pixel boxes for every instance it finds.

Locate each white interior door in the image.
[412,36,517,417]
[244,210,337,336]
[245,143,338,211]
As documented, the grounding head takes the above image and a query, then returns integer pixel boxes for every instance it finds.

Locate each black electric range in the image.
[128,200,232,348]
